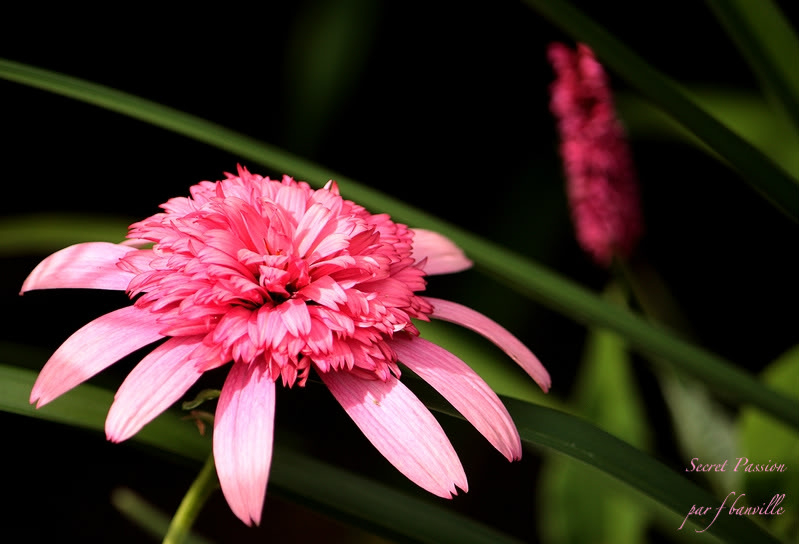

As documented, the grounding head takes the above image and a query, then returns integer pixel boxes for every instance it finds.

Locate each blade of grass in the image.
[520,0,799,221]
[705,0,799,137]
[1,59,797,429]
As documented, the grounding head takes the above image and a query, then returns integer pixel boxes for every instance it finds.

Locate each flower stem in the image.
[162,454,219,544]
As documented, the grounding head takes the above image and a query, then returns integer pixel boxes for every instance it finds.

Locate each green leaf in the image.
[282,0,381,155]
[658,370,741,495]
[1,58,797,429]
[268,446,527,544]
[616,87,799,179]
[111,487,216,544]
[705,0,799,137]
[0,213,131,254]
[520,0,799,221]
[568,284,651,449]
[738,345,799,542]
[614,263,741,496]
[0,362,209,462]
[537,283,653,544]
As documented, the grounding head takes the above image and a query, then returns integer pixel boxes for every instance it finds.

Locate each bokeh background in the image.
[2,1,797,543]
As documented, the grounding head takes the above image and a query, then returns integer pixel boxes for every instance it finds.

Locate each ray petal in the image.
[424,297,551,392]
[20,242,137,294]
[391,335,521,461]
[410,229,473,275]
[30,306,165,407]
[106,335,208,443]
[213,361,276,526]
[319,369,467,497]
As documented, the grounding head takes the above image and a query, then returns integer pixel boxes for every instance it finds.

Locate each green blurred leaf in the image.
[615,262,741,496]
[569,285,651,449]
[658,370,741,495]
[521,0,799,221]
[282,0,381,155]
[0,213,131,254]
[111,487,216,544]
[538,283,653,544]
[706,0,799,137]
[1,58,797,430]
[0,362,209,462]
[616,87,799,179]
[738,344,799,542]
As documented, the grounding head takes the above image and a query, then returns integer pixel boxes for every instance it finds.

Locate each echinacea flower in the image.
[21,166,550,526]
[548,42,643,267]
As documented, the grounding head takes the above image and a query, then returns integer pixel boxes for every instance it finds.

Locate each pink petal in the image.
[20,242,137,294]
[423,297,551,392]
[213,361,276,526]
[30,306,165,407]
[410,229,472,275]
[319,370,467,497]
[106,336,207,443]
[279,297,311,337]
[297,275,347,309]
[391,335,522,461]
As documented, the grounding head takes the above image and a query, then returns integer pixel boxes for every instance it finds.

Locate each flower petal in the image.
[391,335,521,461]
[20,242,137,294]
[319,369,467,497]
[30,306,165,407]
[106,336,207,443]
[410,229,472,275]
[424,297,551,392]
[213,361,276,526]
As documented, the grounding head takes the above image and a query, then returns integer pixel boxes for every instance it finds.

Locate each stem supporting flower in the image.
[162,454,220,544]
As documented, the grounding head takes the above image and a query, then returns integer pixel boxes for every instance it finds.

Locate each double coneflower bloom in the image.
[22,166,550,525]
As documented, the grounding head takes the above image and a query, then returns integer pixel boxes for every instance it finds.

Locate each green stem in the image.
[162,454,219,544]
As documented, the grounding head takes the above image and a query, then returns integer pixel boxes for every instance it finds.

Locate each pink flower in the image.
[21,166,550,526]
[548,42,643,267]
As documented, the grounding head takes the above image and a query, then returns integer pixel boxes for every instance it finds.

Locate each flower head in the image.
[22,166,550,525]
[548,42,643,267]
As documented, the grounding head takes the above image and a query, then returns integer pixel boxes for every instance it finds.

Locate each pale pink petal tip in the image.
[29,306,165,408]
[425,297,551,392]
[105,336,205,443]
[392,336,522,461]
[321,370,468,497]
[20,242,136,294]
[410,229,473,275]
[213,362,277,526]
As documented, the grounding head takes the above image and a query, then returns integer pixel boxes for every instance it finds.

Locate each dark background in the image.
[2,1,797,542]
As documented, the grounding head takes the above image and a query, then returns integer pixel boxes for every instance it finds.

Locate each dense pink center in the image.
[118,168,432,386]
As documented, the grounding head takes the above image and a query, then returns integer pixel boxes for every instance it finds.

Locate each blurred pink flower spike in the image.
[21,166,550,526]
[548,42,644,267]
